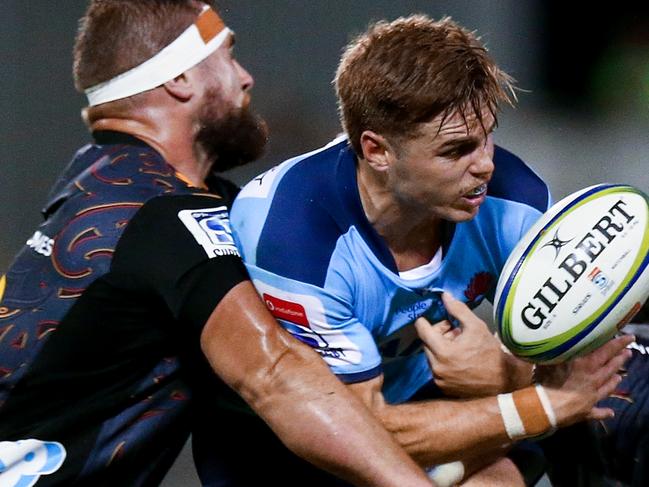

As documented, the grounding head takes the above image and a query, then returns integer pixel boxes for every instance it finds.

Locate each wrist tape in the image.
[497,384,557,440]
[427,461,465,487]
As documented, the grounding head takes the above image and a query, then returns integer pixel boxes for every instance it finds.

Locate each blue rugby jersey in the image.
[231,137,551,403]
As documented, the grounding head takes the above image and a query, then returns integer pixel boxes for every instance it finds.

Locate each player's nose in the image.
[236,60,254,92]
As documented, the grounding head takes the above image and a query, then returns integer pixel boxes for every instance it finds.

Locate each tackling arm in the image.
[346,333,632,470]
[348,374,512,467]
[200,280,434,487]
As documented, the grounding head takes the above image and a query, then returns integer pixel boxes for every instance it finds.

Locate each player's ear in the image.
[359,130,393,172]
[163,72,194,101]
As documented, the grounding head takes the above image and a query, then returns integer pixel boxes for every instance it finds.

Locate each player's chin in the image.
[445,201,483,222]
[461,193,488,216]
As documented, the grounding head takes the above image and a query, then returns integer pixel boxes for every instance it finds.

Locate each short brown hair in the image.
[73,0,215,91]
[335,15,516,155]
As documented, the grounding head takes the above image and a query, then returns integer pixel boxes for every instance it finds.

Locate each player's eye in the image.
[440,142,476,159]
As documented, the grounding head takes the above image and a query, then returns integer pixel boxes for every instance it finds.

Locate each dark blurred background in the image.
[1,1,648,484]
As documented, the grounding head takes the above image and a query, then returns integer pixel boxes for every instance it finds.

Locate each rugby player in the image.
[228,15,634,486]
[0,2,434,486]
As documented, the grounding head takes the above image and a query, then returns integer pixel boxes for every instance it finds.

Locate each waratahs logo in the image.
[0,439,66,487]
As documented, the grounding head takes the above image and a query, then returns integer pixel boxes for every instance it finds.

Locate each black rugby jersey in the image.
[0,132,247,486]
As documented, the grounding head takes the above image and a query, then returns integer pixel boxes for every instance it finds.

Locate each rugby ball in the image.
[494,184,649,364]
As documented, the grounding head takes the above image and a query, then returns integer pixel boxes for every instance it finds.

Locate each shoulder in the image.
[234,136,348,207]
[77,143,197,201]
[114,193,239,264]
[45,141,224,268]
[131,192,232,242]
[232,137,359,286]
[46,141,214,222]
[488,145,551,213]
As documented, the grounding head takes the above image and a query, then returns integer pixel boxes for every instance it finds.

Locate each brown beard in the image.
[194,90,268,174]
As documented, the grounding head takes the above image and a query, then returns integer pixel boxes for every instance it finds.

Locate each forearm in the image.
[355,333,633,468]
[202,281,433,487]
[376,395,512,466]
[250,343,432,486]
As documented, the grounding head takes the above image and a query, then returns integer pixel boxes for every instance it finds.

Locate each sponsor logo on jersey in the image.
[0,439,66,487]
[263,292,333,350]
[262,294,347,359]
[178,206,240,258]
[395,300,430,321]
[284,321,343,357]
[263,293,309,326]
[253,280,362,366]
[26,231,54,257]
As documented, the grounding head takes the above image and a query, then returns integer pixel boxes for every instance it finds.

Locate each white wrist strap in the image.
[497,391,526,439]
[427,461,465,487]
[535,383,557,429]
[85,5,230,106]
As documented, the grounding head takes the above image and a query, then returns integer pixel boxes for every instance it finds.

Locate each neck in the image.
[87,102,209,188]
[357,159,442,271]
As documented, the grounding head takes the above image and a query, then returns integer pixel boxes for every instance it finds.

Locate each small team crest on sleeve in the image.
[178,206,240,258]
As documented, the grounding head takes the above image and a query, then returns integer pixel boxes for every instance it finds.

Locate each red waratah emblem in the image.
[464,272,494,302]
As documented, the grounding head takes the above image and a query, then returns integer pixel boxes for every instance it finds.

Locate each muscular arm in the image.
[348,375,510,466]
[346,333,632,469]
[200,281,433,487]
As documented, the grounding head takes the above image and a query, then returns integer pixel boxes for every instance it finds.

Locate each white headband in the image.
[85,5,230,106]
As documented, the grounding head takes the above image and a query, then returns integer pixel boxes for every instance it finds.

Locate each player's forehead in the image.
[433,107,496,139]
[201,31,235,66]
[433,106,496,141]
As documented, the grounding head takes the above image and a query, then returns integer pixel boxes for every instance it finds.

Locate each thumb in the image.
[441,292,484,333]
[414,316,450,351]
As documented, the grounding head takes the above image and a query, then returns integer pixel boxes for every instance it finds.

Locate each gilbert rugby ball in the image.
[494,184,649,364]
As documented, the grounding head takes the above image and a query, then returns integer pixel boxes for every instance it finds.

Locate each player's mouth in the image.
[462,183,488,206]
[464,183,488,198]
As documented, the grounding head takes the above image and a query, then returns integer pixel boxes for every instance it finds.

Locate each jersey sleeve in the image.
[243,262,383,382]
[231,187,383,383]
[110,194,249,333]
